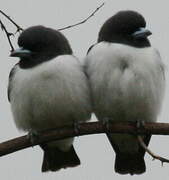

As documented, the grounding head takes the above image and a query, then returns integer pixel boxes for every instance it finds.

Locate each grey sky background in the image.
[0,0,169,179]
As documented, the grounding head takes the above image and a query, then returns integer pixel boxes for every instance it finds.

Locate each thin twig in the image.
[0,10,23,32]
[57,2,105,31]
[0,19,14,51]
[0,3,104,51]
[138,135,169,165]
[0,10,23,51]
[0,122,169,157]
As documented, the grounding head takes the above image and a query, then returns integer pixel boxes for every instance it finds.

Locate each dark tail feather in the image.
[106,134,151,175]
[115,153,145,175]
[40,145,80,172]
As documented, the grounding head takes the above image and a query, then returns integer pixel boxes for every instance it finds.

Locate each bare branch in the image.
[1,122,169,157]
[0,3,104,51]
[57,2,105,31]
[0,10,23,51]
[0,19,14,51]
[137,135,169,164]
[0,10,23,32]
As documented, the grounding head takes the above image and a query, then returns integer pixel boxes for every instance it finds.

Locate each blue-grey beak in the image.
[10,47,32,57]
[132,27,152,39]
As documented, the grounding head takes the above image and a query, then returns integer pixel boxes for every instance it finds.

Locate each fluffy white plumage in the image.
[10,55,91,151]
[85,42,165,153]
[85,42,165,123]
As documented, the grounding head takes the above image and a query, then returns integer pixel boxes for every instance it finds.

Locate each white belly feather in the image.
[10,55,91,132]
[85,42,165,153]
[85,42,165,122]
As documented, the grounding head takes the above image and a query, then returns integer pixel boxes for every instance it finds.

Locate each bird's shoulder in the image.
[48,55,84,72]
[30,55,87,82]
[85,42,130,67]
[152,48,165,80]
[8,64,19,102]
[86,43,98,54]
[86,42,131,57]
[85,43,165,80]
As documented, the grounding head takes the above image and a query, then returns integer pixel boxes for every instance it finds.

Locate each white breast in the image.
[85,42,165,122]
[10,55,91,131]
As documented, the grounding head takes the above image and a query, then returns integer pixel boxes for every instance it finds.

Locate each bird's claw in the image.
[73,121,80,134]
[136,120,145,135]
[102,117,111,131]
[27,130,40,146]
[136,120,145,129]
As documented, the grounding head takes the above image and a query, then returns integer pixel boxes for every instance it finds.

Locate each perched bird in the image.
[85,10,165,175]
[8,26,92,172]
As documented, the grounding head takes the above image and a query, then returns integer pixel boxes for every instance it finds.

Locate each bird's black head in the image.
[98,10,152,48]
[10,26,72,68]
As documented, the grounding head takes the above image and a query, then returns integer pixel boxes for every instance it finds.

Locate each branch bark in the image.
[0,121,169,157]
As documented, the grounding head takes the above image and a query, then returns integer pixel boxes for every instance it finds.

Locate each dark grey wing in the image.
[8,64,18,102]
[84,44,97,78]
[155,49,165,80]
[86,43,97,55]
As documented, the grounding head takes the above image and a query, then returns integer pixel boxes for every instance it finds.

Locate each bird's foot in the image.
[27,130,40,146]
[73,121,80,135]
[102,117,111,131]
[136,120,145,134]
[136,120,145,128]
